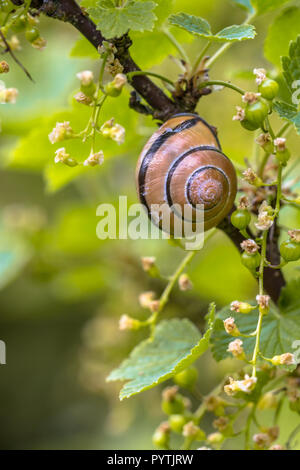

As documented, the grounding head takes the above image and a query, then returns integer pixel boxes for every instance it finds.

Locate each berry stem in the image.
[162,26,190,65]
[251,230,268,378]
[198,80,245,95]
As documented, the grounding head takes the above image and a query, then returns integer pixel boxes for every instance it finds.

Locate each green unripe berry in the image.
[241,119,259,131]
[162,395,185,415]
[81,82,96,98]
[152,428,169,449]
[11,15,27,33]
[231,209,251,230]
[25,27,40,43]
[104,82,122,97]
[245,99,269,128]
[241,251,261,270]
[168,414,187,433]
[174,366,198,389]
[280,240,300,262]
[258,79,279,100]
[276,148,290,166]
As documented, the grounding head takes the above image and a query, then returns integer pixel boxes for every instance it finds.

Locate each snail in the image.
[136,113,237,236]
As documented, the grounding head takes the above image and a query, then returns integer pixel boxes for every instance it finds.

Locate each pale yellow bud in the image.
[270,352,296,366]
[223,317,240,336]
[0,61,9,73]
[227,339,245,359]
[48,121,73,144]
[178,273,193,291]
[76,70,94,86]
[138,291,155,309]
[83,151,104,167]
[119,314,140,331]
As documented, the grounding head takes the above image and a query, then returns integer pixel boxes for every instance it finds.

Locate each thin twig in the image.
[0,28,34,81]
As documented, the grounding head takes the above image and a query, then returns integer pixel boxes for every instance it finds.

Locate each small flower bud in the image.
[204,396,226,416]
[288,230,300,243]
[243,168,263,187]
[224,374,257,396]
[256,294,270,314]
[0,84,18,104]
[119,314,141,331]
[223,317,241,336]
[270,352,296,366]
[149,300,160,312]
[213,416,230,432]
[162,385,178,402]
[100,118,125,145]
[152,422,170,449]
[83,150,104,167]
[111,73,127,90]
[253,68,267,85]
[138,291,155,309]
[207,432,224,445]
[227,339,245,359]
[242,91,261,104]
[240,239,259,254]
[274,138,290,165]
[8,35,21,51]
[269,444,284,450]
[32,37,47,50]
[76,70,94,87]
[238,195,250,210]
[27,13,39,26]
[74,91,92,105]
[256,133,274,154]
[141,256,160,277]
[183,421,206,441]
[255,201,274,231]
[105,73,127,96]
[54,147,78,167]
[266,426,279,442]
[253,432,270,449]
[48,121,73,144]
[233,106,245,122]
[178,273,193,291]
[230,301,255,314]
[0,61,9,73]
[274,138,286,152]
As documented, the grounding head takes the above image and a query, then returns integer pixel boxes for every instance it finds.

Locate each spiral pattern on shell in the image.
[136,113,237,235]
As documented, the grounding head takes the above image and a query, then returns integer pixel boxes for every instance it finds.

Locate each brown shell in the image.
[136,113,237,235]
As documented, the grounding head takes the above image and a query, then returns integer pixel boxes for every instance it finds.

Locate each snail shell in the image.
[136,113,237,235]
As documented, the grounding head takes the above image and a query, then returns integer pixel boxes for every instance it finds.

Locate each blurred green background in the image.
[0,0,300,449]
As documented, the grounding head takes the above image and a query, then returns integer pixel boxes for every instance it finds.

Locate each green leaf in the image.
[231,0,254,13]
[87,0,157,39]
[281,35,300,92]
[251,0,290,15]
[264,7,300,68]
[211,303,300,366]
[168,13,255,43]
[108,304,215,400]
[215,24,256,42]
[273,101,300,135]
[168,13,211,37]
[69,36,99,60]
[279,278,300,313]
